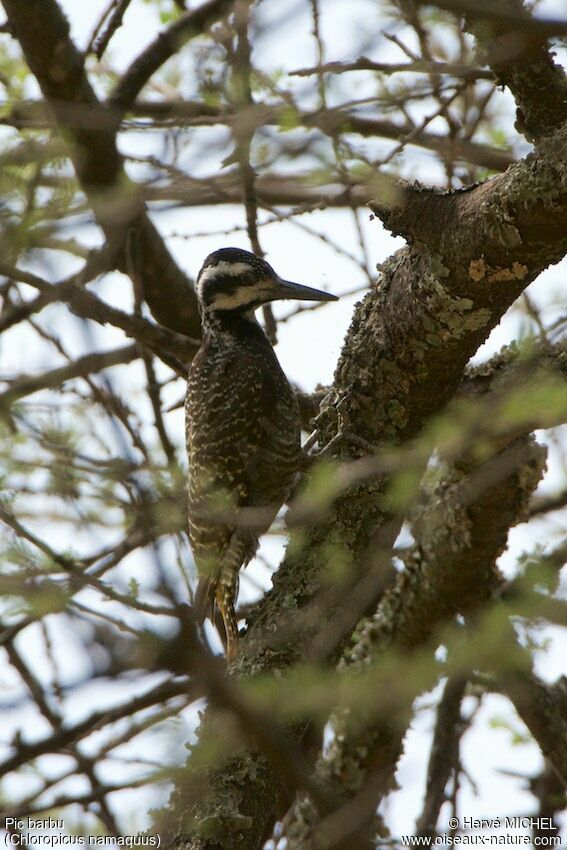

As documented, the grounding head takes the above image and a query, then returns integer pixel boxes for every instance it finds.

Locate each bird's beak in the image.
[273,278,338,303]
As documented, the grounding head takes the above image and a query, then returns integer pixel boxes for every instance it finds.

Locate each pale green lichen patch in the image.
[481,123,567,245]
[421,265,492,340]
[417,469,473,559]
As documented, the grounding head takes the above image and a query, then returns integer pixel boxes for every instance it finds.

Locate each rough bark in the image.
[466,0,567,142]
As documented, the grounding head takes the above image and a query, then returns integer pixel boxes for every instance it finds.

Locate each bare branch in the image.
[1,99,516,172]
[107,0,234,116]
[291,57,493,81]
[2,0,202,339]
[410,0,567,38]
[93,0,133,61]
[0,679,191,778]
[0,260,195,371]
[416,677,469,838]
[0,343,139,408]
[500,672,567,788]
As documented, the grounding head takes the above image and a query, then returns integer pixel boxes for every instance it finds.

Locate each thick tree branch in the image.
[466,0,567,142]
[370,128,567,261]
[1,0,120,191]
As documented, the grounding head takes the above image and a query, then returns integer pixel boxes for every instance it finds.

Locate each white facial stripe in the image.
[210,281,273,310]
[197,261,255,299]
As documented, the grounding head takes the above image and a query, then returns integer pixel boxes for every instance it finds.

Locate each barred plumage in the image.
[186,248,337,662]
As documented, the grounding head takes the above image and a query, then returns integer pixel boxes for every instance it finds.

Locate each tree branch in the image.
[107,0,234,116]
[500,672,567,788]
[0,679,190,778]
[0,343,139,409]
[1,99,516,173]
[0,260,195,371]
[465,0,567,142]
[290,57,493,81]
[410,0,567,38]
[415,676,469,838]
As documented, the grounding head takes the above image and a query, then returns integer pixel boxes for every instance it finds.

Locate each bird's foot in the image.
[310,428,379,459]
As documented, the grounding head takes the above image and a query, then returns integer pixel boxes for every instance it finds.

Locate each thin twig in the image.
[291,57,492,80]
[93,0,133,61]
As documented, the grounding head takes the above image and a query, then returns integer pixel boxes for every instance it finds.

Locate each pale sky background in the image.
[0,0,566,844]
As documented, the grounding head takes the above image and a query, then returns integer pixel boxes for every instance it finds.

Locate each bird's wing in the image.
[187,348,299,518]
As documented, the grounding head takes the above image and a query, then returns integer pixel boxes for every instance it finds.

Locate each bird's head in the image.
[196,247,337,317]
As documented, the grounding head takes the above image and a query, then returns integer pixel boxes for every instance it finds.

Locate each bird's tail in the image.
[194,533,251,663]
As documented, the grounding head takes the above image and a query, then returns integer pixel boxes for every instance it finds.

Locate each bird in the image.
[185,247,337,663]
